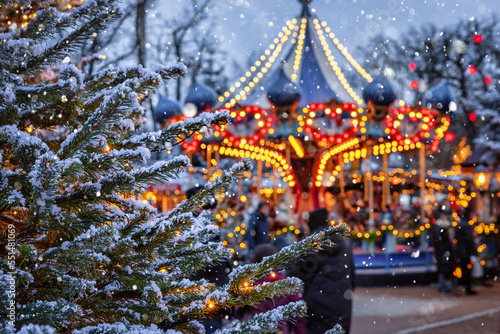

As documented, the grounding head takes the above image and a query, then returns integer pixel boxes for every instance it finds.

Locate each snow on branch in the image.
[14,1,122,74]
[16,301,83,329]
[216,301,307,334]
[131,155,190,185]
[58,84,140,160]
[162,159,251,224]
[0,125,50,172]
[124,110,231,152]
[17,65,85,119]
[324,324,347,334]
[16,324,56,334]
[84,63,186,94]
[229,223,349,289]
[72,323,182,334]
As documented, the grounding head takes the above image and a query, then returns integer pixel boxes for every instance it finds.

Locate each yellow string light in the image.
[291,18,308,82]
[220,19,298,107]
[211,143,297,188]
[313,21,364,105]
[320,21,372,83]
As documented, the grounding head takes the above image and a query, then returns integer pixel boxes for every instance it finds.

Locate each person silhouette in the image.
[288,208,355,333]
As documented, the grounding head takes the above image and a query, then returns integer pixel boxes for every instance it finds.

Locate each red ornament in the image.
[410,81,419,89]
[409,62,416,71]
[484,76,492,85]
[469,112,476,122]
[473,34,483,43]
[444,132,455,142]
[468,65,477,75]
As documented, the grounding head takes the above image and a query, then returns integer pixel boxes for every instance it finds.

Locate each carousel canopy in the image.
[219,1,372,110]
[423,80,456,115]
[362,75,397,106]
[153,95,183,124]
[185,80,217,112]
[267,67,301,106]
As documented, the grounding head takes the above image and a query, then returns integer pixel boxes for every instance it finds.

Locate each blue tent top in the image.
[267,66,301,106]
[238,6,355,109]
[362,75,397,106]
[153,95,182,124]
[423,80,455,116]
[296,21,340,108]
[184,80,217,112]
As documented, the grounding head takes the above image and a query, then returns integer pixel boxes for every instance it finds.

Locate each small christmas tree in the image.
[0,1,348,333]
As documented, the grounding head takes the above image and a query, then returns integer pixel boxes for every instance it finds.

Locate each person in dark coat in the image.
[455,208,478,295]
[432,213,456,293]
[288,208,355,334]
[246,201,271,253]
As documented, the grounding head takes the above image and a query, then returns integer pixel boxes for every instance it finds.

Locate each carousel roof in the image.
[153,95,183,124]
[219,1,372,110]
[423,80,456,116]
[185,80,217,112]
[363,75,397,106]
[267,66,301,106]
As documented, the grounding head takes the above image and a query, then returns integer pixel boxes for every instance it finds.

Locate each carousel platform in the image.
[353,248,438,287]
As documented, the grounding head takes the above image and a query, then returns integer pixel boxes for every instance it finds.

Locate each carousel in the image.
[150,0,494,283]
[158,1,453,213]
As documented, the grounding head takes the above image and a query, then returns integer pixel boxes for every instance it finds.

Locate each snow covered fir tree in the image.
[0,1,348,333]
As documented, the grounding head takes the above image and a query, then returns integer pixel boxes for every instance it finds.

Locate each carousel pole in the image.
[363,149,369,202]
[257,159,263,193]
[206,146,212,180]
[382,152,390,207]
[367,144,376,253]
[286,144,296,211]
[367,145,375,228]
[419,142,431,270]
[339,157,345,197]
[273,165,279,205]
[419,143,426,224]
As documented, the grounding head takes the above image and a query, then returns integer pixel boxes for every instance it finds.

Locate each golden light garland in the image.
[319,20,372,83]
[313,18,364,105]
[219,19,298,107]
[291,18,308,82]
[205,143,297,188]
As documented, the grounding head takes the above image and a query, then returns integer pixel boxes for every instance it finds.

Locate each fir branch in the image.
[29,211,107,249]
[16,2,122,74]
[122,110,231,152]
[131,155,190,186]
[154,242,230,277]
[159,159,251,221]
[16,300,83,331]
[222,276,304,308]
[83,63,186,100]
[12,7,59,41]
[16,65,84,119]
[0,170,29,213]
[0,124,50,173]
[75,147,150,181]
[15,324,56,334]
[325,324,347,334]
[71,322,175,334]
[219,301,308,334]
[27,152,62,222]
[228,223,350,290]
[57,84,139,160]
